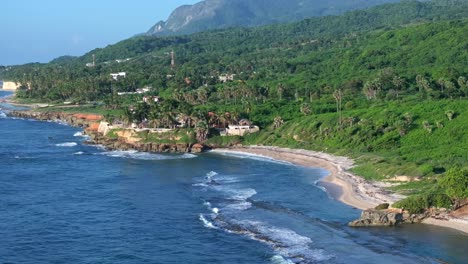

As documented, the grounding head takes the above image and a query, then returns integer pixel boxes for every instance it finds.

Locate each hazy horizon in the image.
[0,0,199,66]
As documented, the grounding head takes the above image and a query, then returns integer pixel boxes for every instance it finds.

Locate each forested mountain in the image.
[146,0,401,36]
[2,0,466,102]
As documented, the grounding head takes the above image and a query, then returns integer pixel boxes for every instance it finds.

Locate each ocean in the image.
[1,90,467,263]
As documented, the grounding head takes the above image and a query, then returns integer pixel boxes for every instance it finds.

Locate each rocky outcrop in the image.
[348,209,429,227]
[9,110,102,128]
[85,131,208,154]
[9,110,209,154]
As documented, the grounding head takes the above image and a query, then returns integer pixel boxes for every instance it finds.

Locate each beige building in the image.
[224,125,260,136]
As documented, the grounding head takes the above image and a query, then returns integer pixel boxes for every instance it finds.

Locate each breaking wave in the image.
[270,255,295,264]
[205,171,218,180]
[99,150,197,161]
[56,142,78,147]
[210,150,293,166]
[212,219,333,263]
[199,214,217,229]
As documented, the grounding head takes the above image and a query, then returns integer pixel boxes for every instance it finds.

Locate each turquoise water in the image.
[1,90,467,263]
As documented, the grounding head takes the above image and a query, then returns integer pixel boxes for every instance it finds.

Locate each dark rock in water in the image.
[349,209,429,227]
[349,209,403,227]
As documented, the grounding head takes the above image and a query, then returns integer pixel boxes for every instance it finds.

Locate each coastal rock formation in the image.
[8,110,209,154]
[348,209,429,227]
[85,131,207,154]
[9,111,102,128]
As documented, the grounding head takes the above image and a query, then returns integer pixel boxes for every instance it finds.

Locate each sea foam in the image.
[210,149,292,165]
[199,214,217,229]
[224,220,333,263]
[99,150,197,161]
[56,142,78,147]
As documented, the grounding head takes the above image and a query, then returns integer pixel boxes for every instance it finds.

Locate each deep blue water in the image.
[1,90,467,264]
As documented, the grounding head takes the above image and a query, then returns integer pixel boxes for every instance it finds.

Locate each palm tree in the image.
[300,103,311,116]
[161,111,175,128]
[195,121,209,142]
[277,84,284,100]
[445,110,455,121]
[392,76,405,99]
[422,121,433,133]
[363,79,380,100]
[149,109,161,128]
[273,116,284,129]
[123,107,135,126]
[333,89,343,126]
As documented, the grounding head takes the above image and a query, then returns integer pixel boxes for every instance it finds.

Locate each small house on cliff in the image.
[224,124,260,136]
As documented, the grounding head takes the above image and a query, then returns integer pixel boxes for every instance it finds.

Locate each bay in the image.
[0,91,467,263]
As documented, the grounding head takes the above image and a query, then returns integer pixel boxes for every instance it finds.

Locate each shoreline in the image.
[215,146,402,210]
[217,146,468,234]
[3,107,467,234]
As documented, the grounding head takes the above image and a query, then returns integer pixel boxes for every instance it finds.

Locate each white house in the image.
[219,74,236,83]
[136,87,151,94]
[110,72,126,80]
[143,96,160,103]
[224,125,260,136]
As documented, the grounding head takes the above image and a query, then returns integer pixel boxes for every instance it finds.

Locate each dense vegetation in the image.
[1,0,467,209]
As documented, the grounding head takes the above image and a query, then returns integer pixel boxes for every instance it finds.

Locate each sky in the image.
[1,0,200,66]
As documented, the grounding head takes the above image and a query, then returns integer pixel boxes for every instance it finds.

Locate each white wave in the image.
[230,188,257,201]
[270,255,295,264]
[313,180,335,200]
[192,183,208,187]
[205,171,218,181]
[13,155,37,160]
[199,214,217,229]
[74,151,84,155]
[225,201,252,211]
[210,149,293,166]
[0,112,6,118]
[56,142,78,147]
[73,131,83,137]
[203,201,212,208]
[230,220,333,262]
[212,207,220,214]
[99,150,197,161]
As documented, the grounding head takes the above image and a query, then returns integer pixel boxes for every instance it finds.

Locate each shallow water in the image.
[0,94,467,263]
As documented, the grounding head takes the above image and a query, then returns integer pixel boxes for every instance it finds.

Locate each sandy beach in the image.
[216,146,468,234]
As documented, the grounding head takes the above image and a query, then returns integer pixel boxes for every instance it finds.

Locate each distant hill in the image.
[146,0,401,36]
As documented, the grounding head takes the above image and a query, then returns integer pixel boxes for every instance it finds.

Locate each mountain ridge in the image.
[146,0,402,36]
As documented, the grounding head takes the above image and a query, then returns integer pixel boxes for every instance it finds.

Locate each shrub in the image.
[438,167,468,208]
[393,195,430,214]
[393,192,453,213]
[428,193,452,209]
[418,164,434,176]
